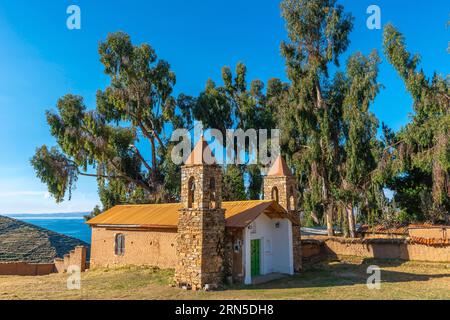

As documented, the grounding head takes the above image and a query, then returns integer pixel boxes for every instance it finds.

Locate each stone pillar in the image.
[176,207,225,290]
[73,246,87,272]
[292,223,303,272]
[175,162,225,290]
[54,258,65,273]
[63,254,70,271]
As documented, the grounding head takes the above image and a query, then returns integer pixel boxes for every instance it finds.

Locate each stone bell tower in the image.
[263,155,302,272]
[175,136,225,290]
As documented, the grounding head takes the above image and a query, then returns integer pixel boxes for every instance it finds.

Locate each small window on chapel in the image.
[115,234,125,256]
[271,187,279,203]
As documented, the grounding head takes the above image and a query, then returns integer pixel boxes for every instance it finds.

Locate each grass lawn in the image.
[0,256,449,300]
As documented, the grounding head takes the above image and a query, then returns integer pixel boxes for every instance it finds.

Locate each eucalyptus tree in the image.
[383,24,450,223]
[278,0,354,235]
[31,32,185,212]
[337,51,382,237]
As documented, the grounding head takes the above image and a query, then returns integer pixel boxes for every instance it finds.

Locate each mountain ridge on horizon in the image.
[1,211,89,216]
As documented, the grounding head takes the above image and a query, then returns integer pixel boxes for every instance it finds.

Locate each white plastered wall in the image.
[243,213,294,284]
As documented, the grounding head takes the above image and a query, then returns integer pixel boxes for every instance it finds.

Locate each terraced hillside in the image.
[0,215,89,263]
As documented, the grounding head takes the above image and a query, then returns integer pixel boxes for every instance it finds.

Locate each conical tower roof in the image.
[184,135,217,165]
[267,155,292,176]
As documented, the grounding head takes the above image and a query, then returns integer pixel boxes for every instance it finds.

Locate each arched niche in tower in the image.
[209,177,217,209]
[271,186,279,203]
[188,176,196,209]
[289,186,295,211]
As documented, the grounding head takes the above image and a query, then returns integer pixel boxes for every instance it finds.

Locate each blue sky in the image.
[0,0,448,213]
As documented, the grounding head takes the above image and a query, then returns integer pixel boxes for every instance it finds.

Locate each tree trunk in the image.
[347,204,356,238]
[432,133,449,205]
[341,205,349,238]
[432,159,446,205]
[326,203,334,236]
[150,136,157,182]
[310,211,320,225]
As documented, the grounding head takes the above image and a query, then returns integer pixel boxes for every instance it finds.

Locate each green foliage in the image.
[340,50,382,202]
[383,24,450,223]
[31,4,448,228]
[85,205,102,220]
[158,143,181,202]
[278,0,384,232]
[32,32,182,212]
[183,62,277,199]
[222,165,247,201]
[31,146,78,203]
[386,169,430,222]
[280,0,353,75]
[247,165,263,200]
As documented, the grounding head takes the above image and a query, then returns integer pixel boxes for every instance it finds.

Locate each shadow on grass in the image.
[226,257,450,291]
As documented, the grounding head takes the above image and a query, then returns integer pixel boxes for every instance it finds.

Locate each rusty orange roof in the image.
[267,155,292,176]
[86,200,297,228]
[87,203,182,228]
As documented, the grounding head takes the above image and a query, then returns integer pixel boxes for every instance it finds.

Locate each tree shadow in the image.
[227,257,450,291]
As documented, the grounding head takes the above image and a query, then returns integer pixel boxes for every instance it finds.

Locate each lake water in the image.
[3,213,91,243]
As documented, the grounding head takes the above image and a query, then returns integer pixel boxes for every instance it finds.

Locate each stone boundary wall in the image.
[301,238,450,263]
[408,227,449,240]
[301,239,325,261]
[0,246,88,276]
[0,262,55,276]
[54,246,87,273]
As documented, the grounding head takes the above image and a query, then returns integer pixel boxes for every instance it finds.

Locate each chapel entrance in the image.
[250,239,261,276]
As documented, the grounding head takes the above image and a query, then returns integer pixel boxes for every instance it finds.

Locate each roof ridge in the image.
[114,203,181,207]
[112,200,272,207]
[86,199,286,228]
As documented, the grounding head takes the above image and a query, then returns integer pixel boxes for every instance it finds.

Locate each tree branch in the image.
[129,144,153,173]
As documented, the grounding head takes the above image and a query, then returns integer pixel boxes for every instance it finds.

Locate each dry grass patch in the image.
[0,257,449,300]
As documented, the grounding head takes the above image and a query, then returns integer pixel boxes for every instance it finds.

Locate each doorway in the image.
[250,239,261,276]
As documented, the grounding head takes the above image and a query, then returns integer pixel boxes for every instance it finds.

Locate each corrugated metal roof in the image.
[87,203,182,227]
[86,200,297,228]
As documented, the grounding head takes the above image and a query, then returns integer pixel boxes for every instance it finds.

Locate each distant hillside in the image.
[2,212,88,218]
[0,215,89,263]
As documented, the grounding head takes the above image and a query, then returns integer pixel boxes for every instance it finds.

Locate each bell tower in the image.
[175,136,225,290]
[263,155,302,272]
[263,155,298,211]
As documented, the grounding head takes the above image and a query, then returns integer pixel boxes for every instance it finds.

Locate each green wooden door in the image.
[251,239,260,276]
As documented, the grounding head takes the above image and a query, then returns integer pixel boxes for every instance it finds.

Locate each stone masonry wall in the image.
[263,176,298,211]
[175,208,225,290]
[223,228,244,284]
[180,165,222,210]
[176,164,225,290]
[292,226,303,271]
